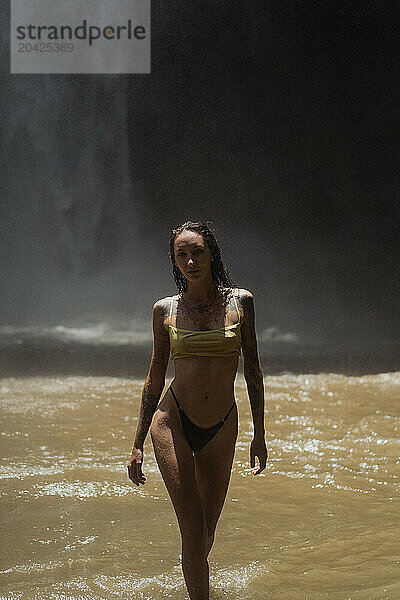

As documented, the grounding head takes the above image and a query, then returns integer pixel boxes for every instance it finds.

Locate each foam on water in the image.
[1,372,399,599]
[0,319,153,346]
[0,560,272,599]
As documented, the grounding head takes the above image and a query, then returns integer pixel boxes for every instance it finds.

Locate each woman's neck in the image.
[184,277,217,306]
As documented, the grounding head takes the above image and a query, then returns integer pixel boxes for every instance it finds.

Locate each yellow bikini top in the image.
[168,289,242,360]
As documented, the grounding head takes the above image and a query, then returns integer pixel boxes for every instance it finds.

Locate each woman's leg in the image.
[150,394,210,600]
[194,402,238,557]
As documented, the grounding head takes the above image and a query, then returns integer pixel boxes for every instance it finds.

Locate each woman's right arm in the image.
[127,299,170,486]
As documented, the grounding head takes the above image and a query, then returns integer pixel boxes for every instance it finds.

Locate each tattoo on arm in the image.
[133,299,169,449]
[246,379,265,433]
[134,382,161,449]
[241,292,265,435]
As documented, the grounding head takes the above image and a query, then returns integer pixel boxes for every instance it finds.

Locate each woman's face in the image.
[173,230,213,282]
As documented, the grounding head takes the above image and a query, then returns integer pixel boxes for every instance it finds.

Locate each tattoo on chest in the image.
[173,290,237,329]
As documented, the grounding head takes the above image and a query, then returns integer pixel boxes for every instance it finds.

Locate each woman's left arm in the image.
[240,290,268,475]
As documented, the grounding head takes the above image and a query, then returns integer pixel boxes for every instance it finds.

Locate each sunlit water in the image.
[0,372,399,599]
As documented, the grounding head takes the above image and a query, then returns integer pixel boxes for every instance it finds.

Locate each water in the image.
[0,372,399,599]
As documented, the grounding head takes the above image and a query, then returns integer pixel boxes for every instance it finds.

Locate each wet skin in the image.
[127,230,267,600]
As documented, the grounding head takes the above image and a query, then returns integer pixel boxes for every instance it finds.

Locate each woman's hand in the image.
[127,447,146,486]
[250,435,268,475]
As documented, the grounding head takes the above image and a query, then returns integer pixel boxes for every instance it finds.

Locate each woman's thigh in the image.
[150,394,205,537]
[194,402,238,533]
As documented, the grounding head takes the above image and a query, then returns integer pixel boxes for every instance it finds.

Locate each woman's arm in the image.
[127,299,170,485]
[240,290,268,475]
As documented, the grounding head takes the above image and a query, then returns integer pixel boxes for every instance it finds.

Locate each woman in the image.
[127,221,267,600]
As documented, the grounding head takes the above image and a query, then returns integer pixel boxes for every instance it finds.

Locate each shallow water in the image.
[0,372,399,599]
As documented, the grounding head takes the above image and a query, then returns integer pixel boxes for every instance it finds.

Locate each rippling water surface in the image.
[1,372,399,599]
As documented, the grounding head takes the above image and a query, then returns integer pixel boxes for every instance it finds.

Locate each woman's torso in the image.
[162,287,242,426]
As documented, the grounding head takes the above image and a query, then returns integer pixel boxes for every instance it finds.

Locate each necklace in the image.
[180,287,218,310]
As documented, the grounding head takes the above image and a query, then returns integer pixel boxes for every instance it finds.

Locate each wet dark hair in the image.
[169,221,237,293]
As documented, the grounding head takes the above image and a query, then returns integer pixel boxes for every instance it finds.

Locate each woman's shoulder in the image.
[237,287,253,297]
[152,295,175,318]
[230,288,255,317]
[230,287,254,301]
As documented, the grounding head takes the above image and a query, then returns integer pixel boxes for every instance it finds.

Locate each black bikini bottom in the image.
[169,385,236,453]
